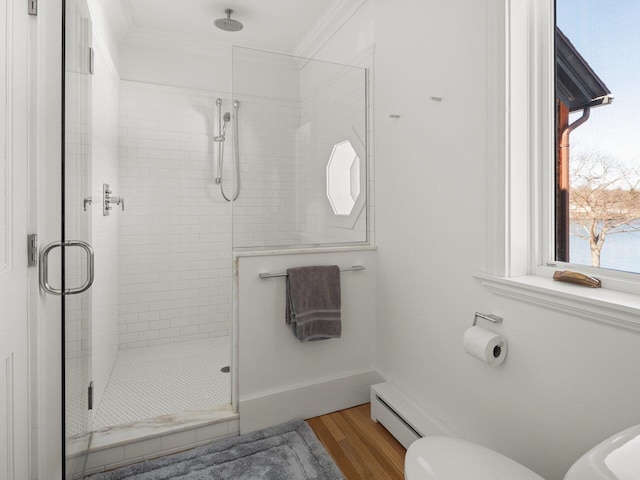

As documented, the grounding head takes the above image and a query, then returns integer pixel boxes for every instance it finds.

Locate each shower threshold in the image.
[69,406,239,478]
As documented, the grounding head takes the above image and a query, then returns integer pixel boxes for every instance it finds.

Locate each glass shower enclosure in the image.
[59,7,368,476]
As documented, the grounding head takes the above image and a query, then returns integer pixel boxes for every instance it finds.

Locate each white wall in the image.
[310,1,640,479]
[237,249,376,432]
[119,37,230,93]
[232,47,300,104]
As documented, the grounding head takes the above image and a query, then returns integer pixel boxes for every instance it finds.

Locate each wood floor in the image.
[307,403,406,480]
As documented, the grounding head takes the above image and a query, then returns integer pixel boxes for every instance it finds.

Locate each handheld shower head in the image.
[214,112,232,142]
[221,112,231,137]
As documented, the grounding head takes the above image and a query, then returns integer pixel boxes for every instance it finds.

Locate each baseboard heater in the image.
[371,382,455,450]
[370,383,423,449]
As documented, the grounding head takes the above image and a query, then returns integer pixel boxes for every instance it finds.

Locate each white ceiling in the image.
[124,0,337,53]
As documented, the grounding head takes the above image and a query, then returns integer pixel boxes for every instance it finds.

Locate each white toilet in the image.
[405,423,640,480]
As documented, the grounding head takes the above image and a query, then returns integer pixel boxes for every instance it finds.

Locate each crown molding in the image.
[293,0,369,59]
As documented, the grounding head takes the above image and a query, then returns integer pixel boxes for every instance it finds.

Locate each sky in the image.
[557,0,640,168]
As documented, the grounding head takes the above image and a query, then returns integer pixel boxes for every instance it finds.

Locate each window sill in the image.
[474,273,640,333]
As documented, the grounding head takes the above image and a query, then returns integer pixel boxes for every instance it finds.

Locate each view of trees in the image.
[569,150,640,267]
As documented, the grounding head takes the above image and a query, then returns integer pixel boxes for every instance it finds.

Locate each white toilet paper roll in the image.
[463,326,507,366]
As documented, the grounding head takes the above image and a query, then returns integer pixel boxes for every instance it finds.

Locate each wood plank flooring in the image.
[307,403,406,480]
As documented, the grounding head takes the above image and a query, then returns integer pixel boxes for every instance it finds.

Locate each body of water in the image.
[570,224,640,274]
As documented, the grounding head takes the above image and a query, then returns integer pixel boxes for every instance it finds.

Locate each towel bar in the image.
[258,265,365,279]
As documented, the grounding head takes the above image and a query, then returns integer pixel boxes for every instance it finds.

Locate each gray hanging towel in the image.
[286,265,341,342]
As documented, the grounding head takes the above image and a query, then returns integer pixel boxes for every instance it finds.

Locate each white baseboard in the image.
[239,370,376,434]
[370,382,456,449]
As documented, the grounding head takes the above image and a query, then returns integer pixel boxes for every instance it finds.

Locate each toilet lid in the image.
[405,437,545,480]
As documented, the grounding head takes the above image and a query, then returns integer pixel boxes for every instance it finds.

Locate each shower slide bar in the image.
[258,265,365,279]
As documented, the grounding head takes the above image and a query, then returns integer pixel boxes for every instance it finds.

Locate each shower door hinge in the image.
[28,0,37,16]
[27,234,38,267]
[88,381,94,410]
[89,47,95,75]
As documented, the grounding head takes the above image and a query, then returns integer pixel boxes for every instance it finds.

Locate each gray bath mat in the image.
[88,420,344,480]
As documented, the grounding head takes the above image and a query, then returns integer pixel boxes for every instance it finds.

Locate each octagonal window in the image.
[326,140,361,216]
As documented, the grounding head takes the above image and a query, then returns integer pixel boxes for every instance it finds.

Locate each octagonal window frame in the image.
[324,131,366,230]
[327,140,361,216]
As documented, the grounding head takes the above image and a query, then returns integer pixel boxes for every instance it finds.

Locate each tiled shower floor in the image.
[92,337,231,430]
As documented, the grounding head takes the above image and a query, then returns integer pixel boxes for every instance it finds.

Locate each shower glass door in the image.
[63,0,95,477]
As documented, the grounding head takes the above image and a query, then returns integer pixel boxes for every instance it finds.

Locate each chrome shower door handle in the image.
[39,240,95,295]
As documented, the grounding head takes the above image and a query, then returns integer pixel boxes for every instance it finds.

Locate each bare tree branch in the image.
[569,150,640,267]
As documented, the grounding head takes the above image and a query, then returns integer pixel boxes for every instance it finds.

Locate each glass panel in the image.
[231,46,368,248]
[555,1,640,273]
[64,0,93,477]
[89,33,234,435]
[62,1,239,472]
[62,6,234,462]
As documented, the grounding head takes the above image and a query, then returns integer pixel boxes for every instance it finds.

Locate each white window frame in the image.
[477,0,640,332]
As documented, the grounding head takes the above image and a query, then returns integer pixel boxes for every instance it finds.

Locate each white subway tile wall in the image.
[231,98,299,248]
[117,82,232,350]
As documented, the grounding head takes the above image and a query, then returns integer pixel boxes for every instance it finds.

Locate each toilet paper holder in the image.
[473,312,503,326]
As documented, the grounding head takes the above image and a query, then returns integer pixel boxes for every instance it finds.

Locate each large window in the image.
[555,1,640,274]
[480,0,640,325]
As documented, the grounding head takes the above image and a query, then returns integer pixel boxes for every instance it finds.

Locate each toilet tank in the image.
[564,424,640,480]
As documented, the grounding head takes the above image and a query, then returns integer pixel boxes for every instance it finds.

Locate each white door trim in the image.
[32,0,64,478]
[1,1,32,479]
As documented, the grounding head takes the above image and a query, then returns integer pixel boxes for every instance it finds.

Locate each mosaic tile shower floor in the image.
[92,337,231,430]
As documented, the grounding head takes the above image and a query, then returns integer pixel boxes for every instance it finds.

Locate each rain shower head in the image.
[214,9,244,32]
